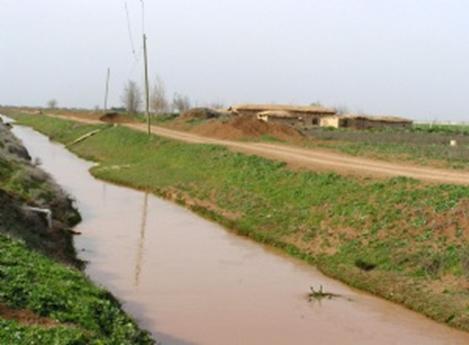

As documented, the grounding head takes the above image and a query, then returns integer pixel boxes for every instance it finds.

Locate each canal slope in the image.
[9,114,469,341]
[0,117,154,344]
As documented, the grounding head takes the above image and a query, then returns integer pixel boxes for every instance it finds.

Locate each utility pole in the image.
[103,67,111,113]
[140,0,151,136]
[143,34,151,135]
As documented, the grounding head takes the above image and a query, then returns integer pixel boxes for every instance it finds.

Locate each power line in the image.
[126,44,144,79]
[140,0,146,37]
[124,1,136,57]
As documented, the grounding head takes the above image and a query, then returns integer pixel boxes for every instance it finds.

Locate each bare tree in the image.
[209,101,226,110]
[172,93,191,113]
[47,99,58,109]
[150,76,169,115]
[121,80,142,115]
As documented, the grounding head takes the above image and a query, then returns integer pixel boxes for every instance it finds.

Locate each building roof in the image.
[257,110,301,118]
[232,104,336,115]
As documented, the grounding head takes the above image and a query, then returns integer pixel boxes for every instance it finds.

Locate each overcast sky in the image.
[1,0,468,121]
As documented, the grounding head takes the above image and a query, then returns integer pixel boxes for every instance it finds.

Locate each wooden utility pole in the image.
[143,34,151,135]
[103,67,111,113]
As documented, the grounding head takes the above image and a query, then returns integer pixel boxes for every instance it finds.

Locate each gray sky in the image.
[1,0,468,121]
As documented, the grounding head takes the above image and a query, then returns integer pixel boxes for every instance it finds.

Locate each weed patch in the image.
[10,112,469,332]
[0,235,154,344]
[304,127,469,170]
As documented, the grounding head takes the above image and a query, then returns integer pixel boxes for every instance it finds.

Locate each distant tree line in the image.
[45,77,225,115]
[121,77,192,115]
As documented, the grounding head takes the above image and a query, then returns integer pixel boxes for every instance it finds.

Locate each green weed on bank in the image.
[0,235,154,345]
[10,113,469,331]
[304,127,469,170]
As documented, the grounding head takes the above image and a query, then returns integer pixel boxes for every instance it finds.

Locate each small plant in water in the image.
[309,285,341,301]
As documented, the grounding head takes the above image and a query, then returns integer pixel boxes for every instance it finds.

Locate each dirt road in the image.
[55,115,469,185]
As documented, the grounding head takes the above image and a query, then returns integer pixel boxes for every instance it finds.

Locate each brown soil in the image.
[99,113,137,124]
[180,107,228,120]
[429,200,469,242]
[0,304,58,328]
[192,116,303,141]
[47,113,469,185]
[52,110,102,121]
[162,188,241,221]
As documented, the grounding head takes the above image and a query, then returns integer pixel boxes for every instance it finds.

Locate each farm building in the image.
[320,116,342,128]
[257,111,305,128]
[231,104,337,128]
[320,115,413,129]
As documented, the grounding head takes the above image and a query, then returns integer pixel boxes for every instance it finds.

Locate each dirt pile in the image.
[181,107,226,120]
[100,112,137,124]
[192,115,303,141]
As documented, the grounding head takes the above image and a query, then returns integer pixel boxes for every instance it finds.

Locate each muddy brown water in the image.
[11,124,469,345]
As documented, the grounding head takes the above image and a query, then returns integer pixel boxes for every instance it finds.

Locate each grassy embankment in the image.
[5,106,469,170]
[154,114,469,170]
[0,120,154,344]
[10,113,469,332]
[96,108,469,171]
[138,113,469,170]
[0,236,154,344]
[303,125,469,170]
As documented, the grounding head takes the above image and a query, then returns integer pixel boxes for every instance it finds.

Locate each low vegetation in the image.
[9,112,469,332]
[0,120,81,264]
[308,285,340,301]
[414,123,469,136]
[0,235,154,344]
[304,126,469,170]
[0,118,154,344]
[5,106,468,171]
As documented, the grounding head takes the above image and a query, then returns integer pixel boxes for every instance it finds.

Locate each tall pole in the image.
[143,34,151,135]
[103,67,111,113]
[140,0,151,136]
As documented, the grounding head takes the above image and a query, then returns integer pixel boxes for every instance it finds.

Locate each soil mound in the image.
[100,112,137,124]
[192,115,303,141]
[181,107,225,120]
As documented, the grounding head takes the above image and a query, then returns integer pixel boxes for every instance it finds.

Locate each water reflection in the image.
[135,192,149,287]
[11,124,469,345]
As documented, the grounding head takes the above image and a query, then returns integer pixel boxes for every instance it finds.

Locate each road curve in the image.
[55,115,469,185]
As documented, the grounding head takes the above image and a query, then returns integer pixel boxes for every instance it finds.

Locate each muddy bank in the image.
[0,118,81,265]
[10,113,469,344]
[0,116,155,344]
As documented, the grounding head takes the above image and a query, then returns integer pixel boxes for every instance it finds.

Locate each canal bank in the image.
[7,116,469,344]
[0,116,154,344]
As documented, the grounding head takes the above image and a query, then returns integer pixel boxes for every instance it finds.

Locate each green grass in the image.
[0,122,82,265]
[304,126,469,170]
[413,123,469,136]
[0,117,154,344]
[122,111,469,170]
[10,112,469,332]
[0,235,154,344]
[0,318,91,345]
[17,119,110,146]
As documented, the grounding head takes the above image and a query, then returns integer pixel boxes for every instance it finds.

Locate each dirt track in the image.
[55,115,469,185]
